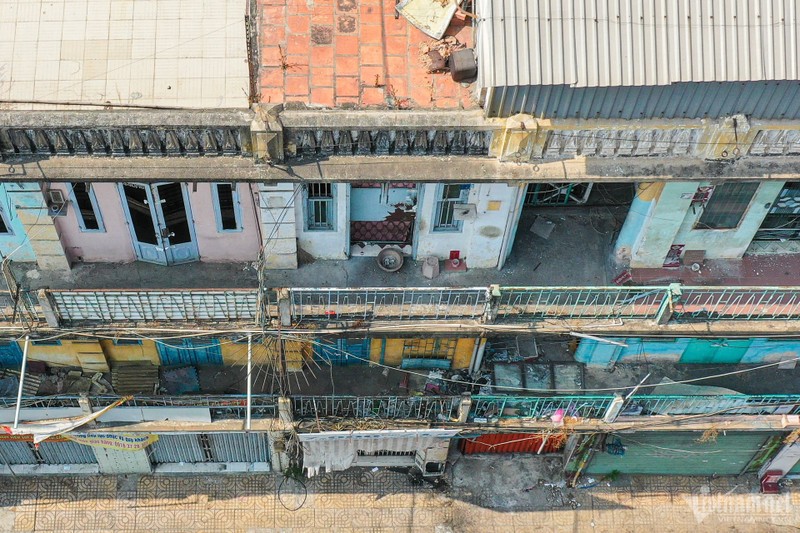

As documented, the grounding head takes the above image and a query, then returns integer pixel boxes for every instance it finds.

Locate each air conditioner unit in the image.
[47,190,67,217]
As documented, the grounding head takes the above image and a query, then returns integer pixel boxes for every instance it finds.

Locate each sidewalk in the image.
[1,460,798,532]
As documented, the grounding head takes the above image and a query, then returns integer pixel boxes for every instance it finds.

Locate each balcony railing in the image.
[2,285,798,328]
[7,393,800,423]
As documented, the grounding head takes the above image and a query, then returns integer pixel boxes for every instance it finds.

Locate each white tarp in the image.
[299,429,459,476]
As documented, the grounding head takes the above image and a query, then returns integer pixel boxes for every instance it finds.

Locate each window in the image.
[433,184,470,232]
[402,338,457,360]
[112,339,143,346]
[0,206,12,235]
[695,182,759,229]
[212,183,242,232]
[31,339,62,346]
[305,183,335,231]
[70,182,104,231]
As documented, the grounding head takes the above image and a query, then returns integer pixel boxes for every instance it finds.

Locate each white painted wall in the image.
[295,183,349,259]
[415,183,522,268]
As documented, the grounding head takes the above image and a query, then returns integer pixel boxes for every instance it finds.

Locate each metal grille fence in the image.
[290,287,489,321]
[292,395,461,420]
[51,290,259,323]
[495,287,667,320]
[673,287,800,320]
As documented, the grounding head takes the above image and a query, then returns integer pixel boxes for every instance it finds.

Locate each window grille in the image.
[402,338,457,360]
[306,183,335,231]
[433,184,470,232]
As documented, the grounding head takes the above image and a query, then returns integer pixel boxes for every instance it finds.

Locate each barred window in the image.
[306,183,335,231]
[433,184,470,232]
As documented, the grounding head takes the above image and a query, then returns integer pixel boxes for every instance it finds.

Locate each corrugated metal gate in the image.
[460,433,566,454]
[0,439,97,465]
[37,441,97,464]
[0,341,22,368]
[0,441,37,464]
[149,434,207,463]
[149,433,270,464]
[314,338,369,366]
[585,432,776,476]
[209,433,269,463]
[157,338,224,366]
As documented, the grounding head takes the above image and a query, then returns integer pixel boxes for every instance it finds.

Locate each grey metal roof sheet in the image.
[476,0,800,89]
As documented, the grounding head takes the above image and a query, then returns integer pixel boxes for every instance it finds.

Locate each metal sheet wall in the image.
[585,432,775,476]
[209,433,270,463]
[149,435,206,464]
[460,433,566,454]
[0,441,37,464]
[487,82,800,119]
[37,441,97,464]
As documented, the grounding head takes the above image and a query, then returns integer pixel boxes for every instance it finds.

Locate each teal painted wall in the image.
[0,183,36,261]
[575,338,800,366]
[625,180,784,267]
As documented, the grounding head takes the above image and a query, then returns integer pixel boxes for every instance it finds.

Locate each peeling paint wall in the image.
[415,183,523,268]
[0,184,36,262]
[627,180,785,268]
[369,337,476,369]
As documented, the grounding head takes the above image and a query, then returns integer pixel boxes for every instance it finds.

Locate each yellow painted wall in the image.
[26,340,88,367]
[221,339,282,366]
[98,340,160,366]
[453,338,477,370]
[369,337,477,369]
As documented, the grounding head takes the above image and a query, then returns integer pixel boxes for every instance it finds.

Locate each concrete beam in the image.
[0,109,254,128]
[4,154,800,183]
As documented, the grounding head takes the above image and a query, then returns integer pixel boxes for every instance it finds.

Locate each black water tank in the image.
[449,48,477,82]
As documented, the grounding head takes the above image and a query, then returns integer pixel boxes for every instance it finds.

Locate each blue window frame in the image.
[31,339,62,346]
[112,339,143,346]
[69,182,105,232]
[212,183,243,232]
[433,184,471,232]
[305,183,335,231]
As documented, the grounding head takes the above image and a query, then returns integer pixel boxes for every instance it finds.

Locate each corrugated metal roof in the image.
[477,0,800,89]
[486,81,800,119]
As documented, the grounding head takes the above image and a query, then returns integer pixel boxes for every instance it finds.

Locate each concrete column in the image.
[613,182,662,266]
[457,393,472,423]
[267,431,290,473]
[7,183,70,271]
[258,182,298,269]
[278,396,294,425]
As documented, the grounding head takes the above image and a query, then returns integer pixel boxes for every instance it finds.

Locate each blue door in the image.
[314,338,369,365]
[119,182,200,265]
[157,338,223,366]
[0,341,22,368]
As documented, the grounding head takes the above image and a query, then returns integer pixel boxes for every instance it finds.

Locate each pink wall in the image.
[52,183,136,263]
[53,182,261,264]
[189,183,262,262]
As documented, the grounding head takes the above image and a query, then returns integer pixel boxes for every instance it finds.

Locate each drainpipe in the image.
[246,333,252,431]
[469,337,487,375]
[13,336,29,429]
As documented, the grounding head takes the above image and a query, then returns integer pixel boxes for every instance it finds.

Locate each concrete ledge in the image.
[153,462,271,474]
[1,464,100,475]
[0,109,254,128]
[279,109,492,129]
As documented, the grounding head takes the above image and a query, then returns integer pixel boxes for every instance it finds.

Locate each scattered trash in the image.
[371,467,379,472]
[530,216,556,240]
[419,36,466,69]
[397,0,461,40]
